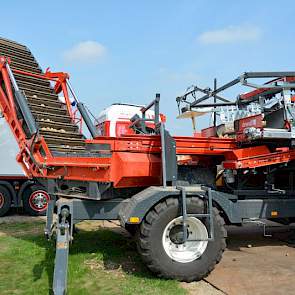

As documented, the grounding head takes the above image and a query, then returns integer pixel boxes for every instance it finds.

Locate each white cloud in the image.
[63,41,107,63]
[198,25,262,45]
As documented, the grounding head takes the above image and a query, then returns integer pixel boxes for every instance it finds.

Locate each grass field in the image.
[0,220,188,295]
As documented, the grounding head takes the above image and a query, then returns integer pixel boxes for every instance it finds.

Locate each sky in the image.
[2,0,295,135]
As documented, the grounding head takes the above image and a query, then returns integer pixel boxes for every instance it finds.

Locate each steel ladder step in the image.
[32,111,72,124]
[10,61,42,74]
[14,72,51,87]
[48,145,86,152]
[4,53,39,68]
[42,134,85,146]
[37,119,79,132]
[0,49,38,66]
[0,37,29,51]
[0,45,35,60]
[27,96,64,108]
[22,88,60,100]
[17,80,55,94]
[28,103,67,116]
[40,129,83,139]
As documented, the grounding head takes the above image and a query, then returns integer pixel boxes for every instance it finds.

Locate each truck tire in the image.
[23,185,50,216]
[0,185,12,217]
[137,196,226,282]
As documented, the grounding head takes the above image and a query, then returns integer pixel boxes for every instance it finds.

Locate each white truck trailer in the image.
[0,116,50,216]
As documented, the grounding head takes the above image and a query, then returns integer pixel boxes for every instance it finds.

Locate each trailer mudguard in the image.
[118,186,242,226]
[119,186,208,226]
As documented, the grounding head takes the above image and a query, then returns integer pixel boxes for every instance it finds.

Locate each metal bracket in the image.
[129,93,161,134]
[160,124,177,186]
[45,199,55,240]
[178,186,214,242]
[243,218,272,237]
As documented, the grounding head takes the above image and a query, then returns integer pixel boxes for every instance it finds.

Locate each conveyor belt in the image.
[0,37,92,156]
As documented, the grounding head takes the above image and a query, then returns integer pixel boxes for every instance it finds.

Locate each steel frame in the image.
[2,56,294,189]
[0,57,237,189]
[3,59,294,189]
[178,72,295,108]
[47,184,295,295]
[3,44,295,294]
[176,72,295,171]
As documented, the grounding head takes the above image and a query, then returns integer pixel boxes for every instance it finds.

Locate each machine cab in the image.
[96,103,165,137]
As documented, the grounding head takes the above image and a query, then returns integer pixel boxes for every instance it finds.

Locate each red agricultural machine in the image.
[1,37,295,295]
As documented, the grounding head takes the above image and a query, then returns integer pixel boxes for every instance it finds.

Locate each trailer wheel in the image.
[23,185,50,216]
[0,185,12,217]
[137,197,226,282]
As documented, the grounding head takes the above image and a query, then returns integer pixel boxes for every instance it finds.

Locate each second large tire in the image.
[137,196,226,282]
[0,185,12,217]
[23,185,50,216]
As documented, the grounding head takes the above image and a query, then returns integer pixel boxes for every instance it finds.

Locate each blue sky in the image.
[2,0,295,134]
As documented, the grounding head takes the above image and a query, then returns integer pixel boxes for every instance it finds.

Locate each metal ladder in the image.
[178,186,215,242]
[157,94,214,242]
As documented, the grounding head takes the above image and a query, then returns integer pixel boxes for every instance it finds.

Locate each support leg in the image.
[53,204,72,295]
[45,199,55,239]
[45,179,56,240]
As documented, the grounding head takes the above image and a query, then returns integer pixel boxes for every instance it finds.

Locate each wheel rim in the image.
[28,190,50,212]
[162,216,208,263]
[0,193,4,208]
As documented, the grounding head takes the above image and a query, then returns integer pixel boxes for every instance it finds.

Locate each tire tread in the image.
[137,196,227,282]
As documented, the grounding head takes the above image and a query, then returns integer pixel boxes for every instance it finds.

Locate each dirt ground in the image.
[206,224,295,295]
[1,215,295,295]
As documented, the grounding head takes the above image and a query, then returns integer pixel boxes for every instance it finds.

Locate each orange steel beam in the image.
[85,135,236,155]
[223,146,295,169]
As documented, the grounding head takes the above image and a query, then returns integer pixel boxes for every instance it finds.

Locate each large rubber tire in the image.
[137,197,226,282]
[0,185,12,217]
[23,185,50,216]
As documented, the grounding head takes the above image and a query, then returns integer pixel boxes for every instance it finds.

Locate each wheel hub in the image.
[169,224,190,244]
[29,191,49,211]
[162,216,208,263]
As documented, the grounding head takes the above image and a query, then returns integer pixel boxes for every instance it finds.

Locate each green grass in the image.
[0,221,187,295]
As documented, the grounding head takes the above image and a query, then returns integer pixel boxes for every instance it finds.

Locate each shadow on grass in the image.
[3,220,295,295]
[31,238,55,294]
[13,225,153,294]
